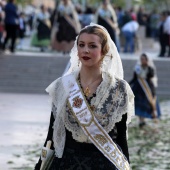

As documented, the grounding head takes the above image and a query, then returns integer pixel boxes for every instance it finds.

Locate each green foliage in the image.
[85,0,126,7]
[15,0,33,6]
[111,0,126,7]
[84,0,170,10]
[134,0,170,11]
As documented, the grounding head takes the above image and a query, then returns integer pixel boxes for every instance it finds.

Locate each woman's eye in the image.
[90,45,97,48]
[79,44,84,47]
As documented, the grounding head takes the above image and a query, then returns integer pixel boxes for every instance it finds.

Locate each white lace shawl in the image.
[46,70,134,158]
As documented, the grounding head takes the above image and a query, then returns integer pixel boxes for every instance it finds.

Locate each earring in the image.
[78,60,80,67]
[101,61,103,68]
[100,59,103,68]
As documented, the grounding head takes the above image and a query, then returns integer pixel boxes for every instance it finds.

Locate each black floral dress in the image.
[35,84,129,170]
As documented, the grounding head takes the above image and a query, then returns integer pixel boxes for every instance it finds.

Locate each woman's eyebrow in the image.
[78,41,97,44]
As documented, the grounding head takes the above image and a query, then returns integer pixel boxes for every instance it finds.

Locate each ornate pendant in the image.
[84,87,90,97]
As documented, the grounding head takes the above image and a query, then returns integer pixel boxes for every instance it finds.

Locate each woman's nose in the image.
[83,46,89,53]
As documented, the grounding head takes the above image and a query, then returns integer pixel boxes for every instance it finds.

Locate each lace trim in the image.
[64,74,134,142]
[64,105,91,143]
[46,71,134,157]
[46,78,67,158]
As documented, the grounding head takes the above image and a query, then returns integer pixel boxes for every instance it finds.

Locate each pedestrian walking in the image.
[51,0,81,53]
[95,0,120,51]
[34,23,134,170]
[158,11,168,57]
[129,53,161,128]
[31,5,51,52]
[2,0,18,53]
[163,11,170,57]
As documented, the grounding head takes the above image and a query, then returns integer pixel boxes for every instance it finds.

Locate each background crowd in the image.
[0,0,170,57]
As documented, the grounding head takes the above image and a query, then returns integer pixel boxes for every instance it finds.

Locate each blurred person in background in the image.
[96,0,120,51]
[137,7,145,26]
[158,11,168,57]
[0,1,4,49]
[115,6,124,28]
[17,12,26,50]
[33,4,51,52]
[149,10,160,39]
[163,11,170,57]
[121,15,139,53]
[51,0,81,54]
[129,7,137,22]
[129,53,161,128]
[2,0,18,53]
[28,11,35,33]
[79,6,94,28]
[120,10,132,28]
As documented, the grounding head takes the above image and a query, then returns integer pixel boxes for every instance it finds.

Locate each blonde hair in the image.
[77,26,110,56]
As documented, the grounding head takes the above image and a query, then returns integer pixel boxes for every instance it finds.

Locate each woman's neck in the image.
[79,66,102,83]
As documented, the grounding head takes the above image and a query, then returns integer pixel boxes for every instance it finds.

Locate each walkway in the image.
[0,92,170,169]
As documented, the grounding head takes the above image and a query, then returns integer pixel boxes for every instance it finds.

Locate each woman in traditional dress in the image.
[35,23,134,170]
[51,0,81,53]
[129,53,161,127]
[95,0,120,51]
[31,5,51,51]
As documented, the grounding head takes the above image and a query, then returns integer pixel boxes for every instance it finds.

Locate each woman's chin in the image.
[81,63,99,68]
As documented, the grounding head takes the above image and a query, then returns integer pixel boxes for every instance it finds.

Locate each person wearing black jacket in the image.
[2,0,18,53]
[158,12,168,57]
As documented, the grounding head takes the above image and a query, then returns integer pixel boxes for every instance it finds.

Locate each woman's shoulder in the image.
[112,77,132,94]
[45,72,76,93]
[111,76,127,87]
[45,77,63,94]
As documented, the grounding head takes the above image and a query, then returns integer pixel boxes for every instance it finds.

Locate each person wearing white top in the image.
[164,15,170,35]
[122,18,139,53]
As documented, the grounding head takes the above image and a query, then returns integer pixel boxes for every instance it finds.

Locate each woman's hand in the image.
[152,111,158,123]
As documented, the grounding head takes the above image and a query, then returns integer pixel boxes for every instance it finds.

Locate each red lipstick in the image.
[82,57,90,60]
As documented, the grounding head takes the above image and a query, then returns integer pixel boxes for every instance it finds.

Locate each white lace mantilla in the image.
[46,71,134,158]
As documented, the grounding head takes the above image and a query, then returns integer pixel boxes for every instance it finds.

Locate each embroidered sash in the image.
[138,78,156,111]
[64,75,130,170]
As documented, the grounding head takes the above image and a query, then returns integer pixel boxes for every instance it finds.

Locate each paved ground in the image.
[0,93,50,169]
[129,101,170,170]
[0,92,170,170]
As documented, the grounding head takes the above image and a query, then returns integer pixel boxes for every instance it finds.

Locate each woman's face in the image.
[141,56,148,66]
[78,33,103,68]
